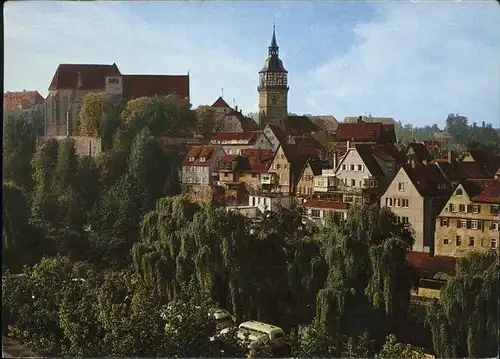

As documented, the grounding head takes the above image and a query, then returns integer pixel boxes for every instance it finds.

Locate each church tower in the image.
[258,26,289,128]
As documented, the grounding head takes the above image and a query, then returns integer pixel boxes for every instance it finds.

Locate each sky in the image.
[4,1,500,128]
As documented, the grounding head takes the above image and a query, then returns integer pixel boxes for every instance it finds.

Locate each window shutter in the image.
[457,219,461,227]
[478,220,483,230]
[440,218,443,226]
[477,205,481,213]
[467,205,472,213]
[466,220,471,229]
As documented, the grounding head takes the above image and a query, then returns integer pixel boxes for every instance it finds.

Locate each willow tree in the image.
[426,250,498,358]
[315,204,416,346]
[3,111,37,191]
[30,139,60,228]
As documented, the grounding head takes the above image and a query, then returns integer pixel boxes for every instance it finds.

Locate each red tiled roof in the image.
[439,162,495,182]
[212,96,231,108]
[48,63,121,90]
[219,154,238,163]
[336,122,396,143]
[402,164,451,197]
[406,142,434,163]
[266,124,287,142]
[463,179,500,204]
[336,122,382,142]
[300,200,349,210]
[406,251,457,279]
[285,115,318,134]
[122,75,189,100]
[182,145,220,166]
[240,149,274,172]
[3,91,45,113]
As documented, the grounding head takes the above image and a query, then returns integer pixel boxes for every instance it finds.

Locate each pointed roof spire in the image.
[268,23,279,56]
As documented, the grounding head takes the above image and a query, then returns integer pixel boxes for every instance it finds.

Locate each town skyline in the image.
[5,1,500,128]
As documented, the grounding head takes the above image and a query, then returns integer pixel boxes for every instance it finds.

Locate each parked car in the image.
[220,320,287,356]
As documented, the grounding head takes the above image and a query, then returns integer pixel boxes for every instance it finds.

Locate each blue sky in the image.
[4,1,500,128]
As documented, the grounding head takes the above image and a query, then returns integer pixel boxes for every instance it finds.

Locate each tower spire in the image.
[269,24,278,56]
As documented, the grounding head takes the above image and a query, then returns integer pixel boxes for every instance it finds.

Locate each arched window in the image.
[456,188,463,195]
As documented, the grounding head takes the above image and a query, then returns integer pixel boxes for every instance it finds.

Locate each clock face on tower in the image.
[271,94,279,105]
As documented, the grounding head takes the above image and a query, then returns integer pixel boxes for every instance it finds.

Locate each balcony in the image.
[260,173,277,185]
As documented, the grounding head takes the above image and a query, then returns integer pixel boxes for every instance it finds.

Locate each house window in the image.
[492,238,497,249]
[491,205,499,214]
[440,218,449,227]
[449,203,457,212]
[277,164,281,170]
[389,198,393,207]
[402,216,409,225]
[351,179,356,187]
[386,163,394,172]
[252,173,257,178]
[284,164,288,169]
[459,204,466,213]
[358,164,363,171]
[472,205,480,213]
[402,199,409,208]
[398,182,405,191]
[459,220,467,229]
[311,209,321,218]
[456,236,462,246]
[199,157,206,163]
[385,198,389,207]
[342,164,347,171]
[396,198,401,207]
[280,154,285,159]
[189,156,195,162]
[469,237,475,247]
[491,221,499,231]
[471,220,478,230]
[443,238,449,245]
[455,188,463,195]
[350,164,355,171]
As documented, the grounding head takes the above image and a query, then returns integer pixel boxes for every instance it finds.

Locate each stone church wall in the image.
[38,135,102,157]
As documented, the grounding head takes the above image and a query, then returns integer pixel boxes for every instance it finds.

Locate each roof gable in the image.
[211,96,231,108]
[462,179,500,204]
[49,63,121,90]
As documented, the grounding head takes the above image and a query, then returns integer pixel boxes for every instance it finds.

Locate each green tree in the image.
[196,105,217,140]
[315,205,417,346]
[2,182,43,271]
[426,250,498,358]
[3,111,37,191]
[292,319,337,358]
[30,139,59,228]
[375,334,425,359]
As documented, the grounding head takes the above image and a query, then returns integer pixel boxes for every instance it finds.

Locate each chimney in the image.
[347,140,351,149]
[235,105,238,112]
[358,116,363,123]
[333,152,337,169]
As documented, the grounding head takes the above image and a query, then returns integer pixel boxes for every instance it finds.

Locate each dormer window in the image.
[189,156,195,162]
[199,157,206,163]
[455,188,463,195]
[108,77,120,84]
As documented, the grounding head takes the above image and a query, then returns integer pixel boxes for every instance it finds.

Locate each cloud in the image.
[299,2,500,127]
